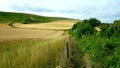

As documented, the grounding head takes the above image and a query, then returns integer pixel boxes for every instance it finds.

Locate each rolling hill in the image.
[0,11,70,23]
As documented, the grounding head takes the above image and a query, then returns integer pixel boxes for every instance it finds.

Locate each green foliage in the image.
[100,20,120,37]
[0,11,69,23]
[70,18,100,39]
[69,18,120,68]
[23,18,34,24]
[88,18,101,27]
[78,36,120,68]
[74,22,94,38]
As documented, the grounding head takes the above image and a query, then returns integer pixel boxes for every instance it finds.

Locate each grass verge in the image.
[0,37,66,68]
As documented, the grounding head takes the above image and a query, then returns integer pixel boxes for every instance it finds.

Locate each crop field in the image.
[0,37,67,68]
[0,27,63,42]
[13,20,77,30]
[0,19,76,68]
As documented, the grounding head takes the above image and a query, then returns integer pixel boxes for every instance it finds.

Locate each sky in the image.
[0,0,120,23]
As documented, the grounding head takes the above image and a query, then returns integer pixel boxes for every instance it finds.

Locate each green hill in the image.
[0,11,70,23]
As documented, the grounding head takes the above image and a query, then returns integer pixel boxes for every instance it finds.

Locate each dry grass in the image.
[0,27,63,42]
[0,20,75,68]
[0,36,67,68]
[0,23,11,28]
[13,20,78,30]
[0,20,77,42]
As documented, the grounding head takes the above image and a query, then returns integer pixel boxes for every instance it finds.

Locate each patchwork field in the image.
[0,20,77,42]
[0,20,76,68]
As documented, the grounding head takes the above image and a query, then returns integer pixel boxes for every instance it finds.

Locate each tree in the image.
[71,20,94,39]
[72,22,81,30]
[88,18,101,27]
[70,18,101,39]
[23,17,35,24]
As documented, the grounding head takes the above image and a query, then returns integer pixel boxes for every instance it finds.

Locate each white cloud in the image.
[0,0,120,23]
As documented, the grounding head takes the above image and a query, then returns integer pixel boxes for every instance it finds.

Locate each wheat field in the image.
[0,20,76,68]
[0,37,67,68]
[13,20,77,30]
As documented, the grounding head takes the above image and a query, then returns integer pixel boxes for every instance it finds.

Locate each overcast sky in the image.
[0,0,120,23]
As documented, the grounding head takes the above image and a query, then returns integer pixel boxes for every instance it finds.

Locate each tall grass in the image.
[0,37,66,68]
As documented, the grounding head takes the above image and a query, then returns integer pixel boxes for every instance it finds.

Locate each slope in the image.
[0,11,70,23]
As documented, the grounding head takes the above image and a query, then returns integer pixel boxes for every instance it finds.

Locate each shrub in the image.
[72,22,81,30]
[23,18,34,24]
[88,18,101,27]
[70,18,100,39]
[70,18,120,68]
[100,19,120,37]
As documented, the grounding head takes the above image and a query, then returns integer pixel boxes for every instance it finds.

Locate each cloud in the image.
[0,0,120,23]
[11,6,55,12]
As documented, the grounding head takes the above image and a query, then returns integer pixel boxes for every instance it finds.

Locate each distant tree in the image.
[23,17,35,24]
[88,18,101,27]
[71,20,94,39]
[100,19,120,37]
[70,18,101,39]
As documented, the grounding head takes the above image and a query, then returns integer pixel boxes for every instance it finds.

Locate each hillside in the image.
[0,11,70,23]
[0,12,75,68]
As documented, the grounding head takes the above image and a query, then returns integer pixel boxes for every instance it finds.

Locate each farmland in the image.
[0,12,78,68]
[13,20,77,30]
[1,11,119,68]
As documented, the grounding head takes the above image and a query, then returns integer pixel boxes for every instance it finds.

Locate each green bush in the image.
[23,18,34,24]
[70,18,100,39]
[71,22,81,30]
[100,20,120,37]
[69,18,120,68]
[88,18,101,27]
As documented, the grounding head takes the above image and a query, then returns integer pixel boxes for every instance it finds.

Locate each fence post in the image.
[66,42,69,59]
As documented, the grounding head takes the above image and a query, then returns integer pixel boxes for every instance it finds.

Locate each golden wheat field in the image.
[0,20,76,68]
[13,20,77,30]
